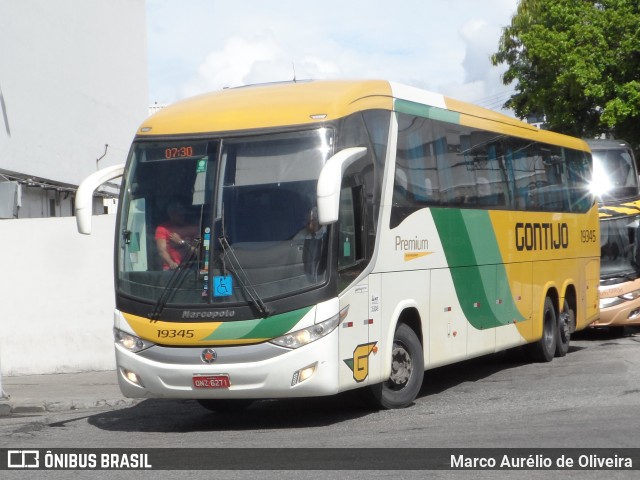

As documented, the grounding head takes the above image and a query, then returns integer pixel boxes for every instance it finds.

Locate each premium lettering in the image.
[515,222,569,251]
[395,235,429,251]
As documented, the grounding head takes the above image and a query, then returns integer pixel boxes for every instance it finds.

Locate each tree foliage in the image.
[492,0,640,152]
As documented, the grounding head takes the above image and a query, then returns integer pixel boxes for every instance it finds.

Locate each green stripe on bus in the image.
[394,99,460,124]
[431,209,524,329]
[202,307,312,341]
[460,210,504,265]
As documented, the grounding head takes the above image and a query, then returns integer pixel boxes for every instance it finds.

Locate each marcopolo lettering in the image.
[182,310,235,319]
[515,222,569,251]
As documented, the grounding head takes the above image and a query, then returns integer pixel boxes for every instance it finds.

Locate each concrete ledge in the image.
[0,401,12,417]
[0,398,142,416]
[0,370,141,416]
[10,403,47,414]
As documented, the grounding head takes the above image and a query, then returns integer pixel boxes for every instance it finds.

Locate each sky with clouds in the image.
[147,0,519,113]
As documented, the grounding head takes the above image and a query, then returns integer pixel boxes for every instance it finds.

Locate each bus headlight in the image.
[621,289,640,301]
[291,362,318,386]
[114,328,154,353]
[600,288,640,309]
[270,314,340,349]
[600,297,625,308]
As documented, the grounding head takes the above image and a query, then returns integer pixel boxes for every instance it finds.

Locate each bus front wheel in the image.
[526,296,557,362]
[365,323,424,409]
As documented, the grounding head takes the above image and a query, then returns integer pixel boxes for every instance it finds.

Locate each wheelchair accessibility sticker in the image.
[213,275,233,297]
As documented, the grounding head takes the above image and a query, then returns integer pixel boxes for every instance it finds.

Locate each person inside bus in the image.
[155,202,199,270]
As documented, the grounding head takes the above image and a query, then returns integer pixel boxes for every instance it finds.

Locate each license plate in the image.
[193,374,231,389]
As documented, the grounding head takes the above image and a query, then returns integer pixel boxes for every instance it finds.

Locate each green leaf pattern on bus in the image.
[201,307,312,341]
[431,209,525,330]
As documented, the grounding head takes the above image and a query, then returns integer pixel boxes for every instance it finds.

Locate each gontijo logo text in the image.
[515,222,569,251]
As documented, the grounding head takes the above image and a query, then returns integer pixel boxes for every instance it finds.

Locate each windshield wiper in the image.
[218,235,273,318]
[217,206,272,318]
[620,271,640,282]
[601,270,640,284]
[148,238,201,321]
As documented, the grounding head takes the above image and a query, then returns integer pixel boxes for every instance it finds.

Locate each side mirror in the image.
[316,147,367,224]
[75,164,125,234]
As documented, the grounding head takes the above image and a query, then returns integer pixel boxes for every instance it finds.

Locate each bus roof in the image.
[137,79,589,152]
[585,138,633,152]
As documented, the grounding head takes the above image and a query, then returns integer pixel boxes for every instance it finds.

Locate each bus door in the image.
[338,279,374,388]
[337,184,379,388]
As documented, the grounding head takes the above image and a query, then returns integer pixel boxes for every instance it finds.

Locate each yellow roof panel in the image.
[139,80,393,136]
[137,79,591,154]
[445,97,590,153]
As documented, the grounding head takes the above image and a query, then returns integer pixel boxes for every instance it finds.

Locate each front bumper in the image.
[591,299,640,327]
[115,330,340,399]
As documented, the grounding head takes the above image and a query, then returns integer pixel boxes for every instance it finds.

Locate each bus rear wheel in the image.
[364,323,424,409]
[526,296,557,362]
[555,299,574,357]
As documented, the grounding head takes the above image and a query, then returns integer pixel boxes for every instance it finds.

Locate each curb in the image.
[0,401,11,416]
[0,398,142,417]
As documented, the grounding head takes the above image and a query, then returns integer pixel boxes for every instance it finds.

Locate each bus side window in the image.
[393,168,411,205]
[338,185,365,275]
[339,186,357,269]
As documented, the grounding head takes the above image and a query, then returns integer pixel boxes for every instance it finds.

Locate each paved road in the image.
[2,327,639,479]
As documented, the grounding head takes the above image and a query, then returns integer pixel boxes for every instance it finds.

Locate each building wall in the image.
[0,182,76,219]
[0,215,117,376]
[0,0,147,217]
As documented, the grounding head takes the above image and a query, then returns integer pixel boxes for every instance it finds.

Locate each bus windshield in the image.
[590,145,639,200]
[117,128,333,308]
[600,215,640,281]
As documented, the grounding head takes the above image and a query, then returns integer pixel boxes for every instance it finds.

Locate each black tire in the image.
[197,399,254,413]
[526,296,557,362]
[555,299,574,357]
[364,323,424,409]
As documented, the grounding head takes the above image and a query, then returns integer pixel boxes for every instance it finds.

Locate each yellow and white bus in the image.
[76,80,600,410]
[588,138,640,334]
